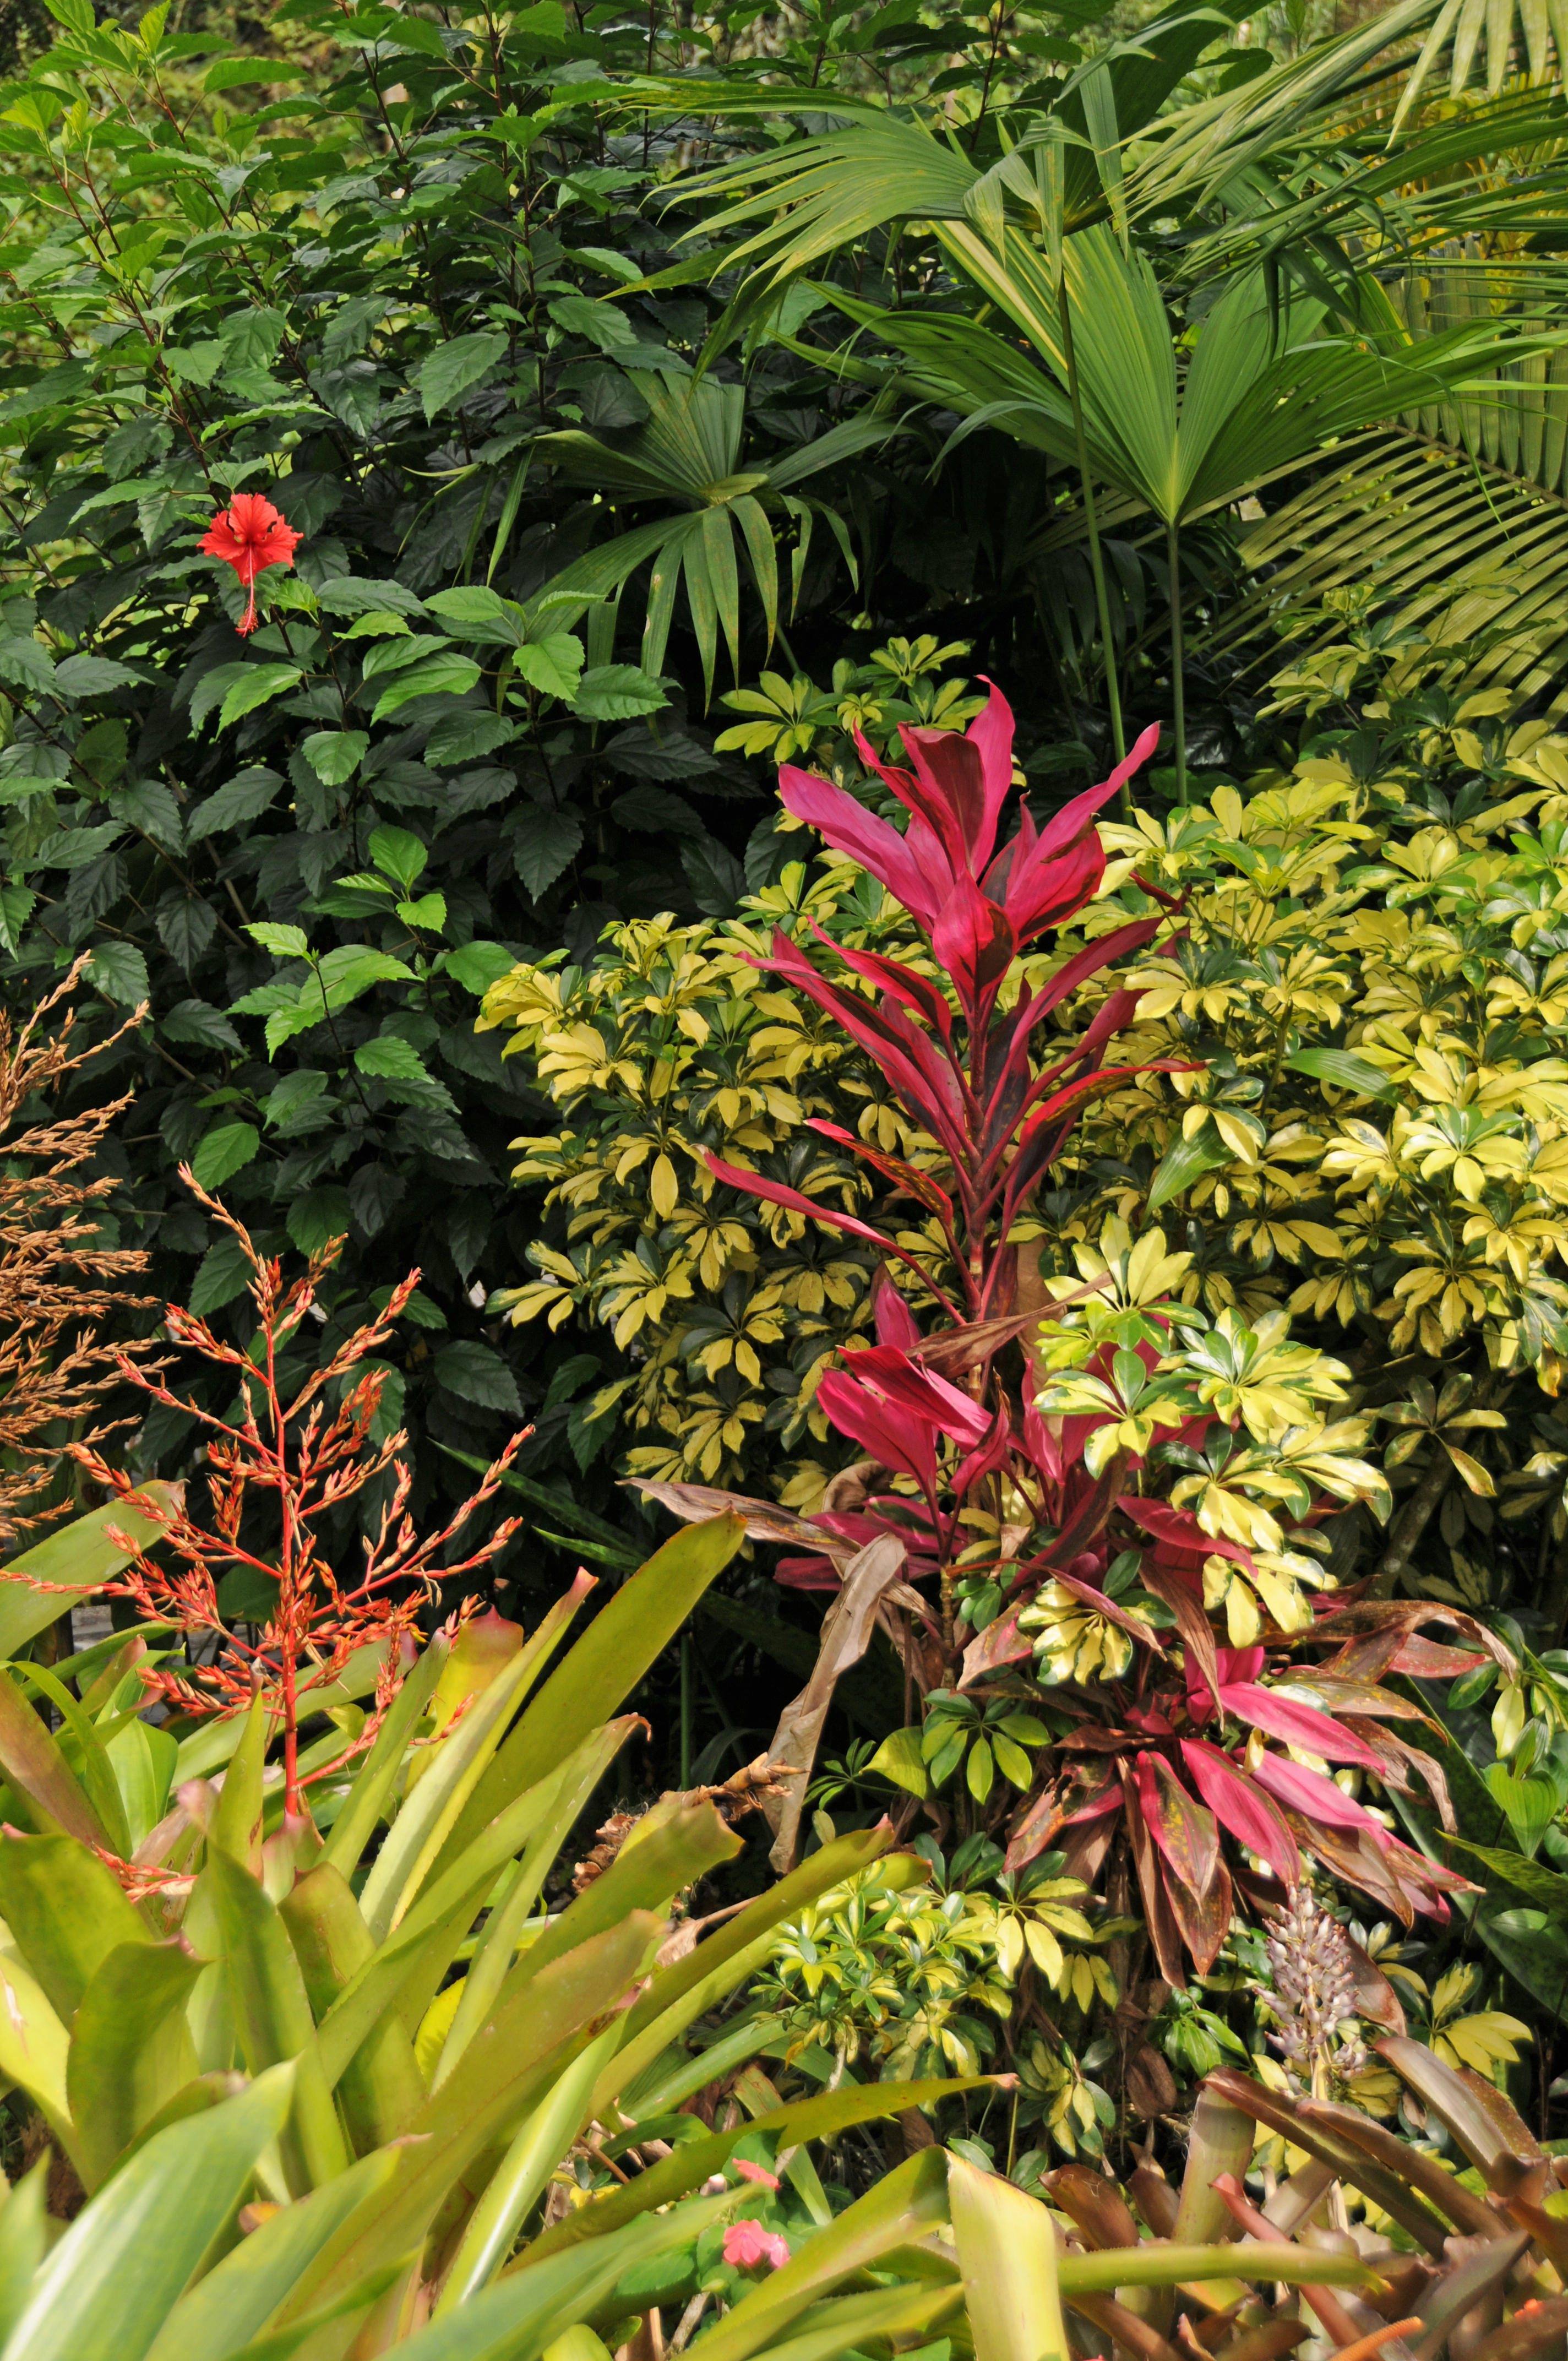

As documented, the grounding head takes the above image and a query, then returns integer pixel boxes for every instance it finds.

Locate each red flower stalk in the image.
[199,492,302,635]
[72,1170,527,1819]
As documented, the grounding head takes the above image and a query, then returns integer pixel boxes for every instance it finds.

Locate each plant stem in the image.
[1166,513,1187,806]
[1059,279,1126,802]
[1369,1449,1453,1600]
[679,1631,692,1788]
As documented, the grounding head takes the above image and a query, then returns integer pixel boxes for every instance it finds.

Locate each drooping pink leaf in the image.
[1179,1737,1300,1882]
[777,766,940,924]
[1051,1569,1167,1656]
[872,1268,921,1351]
[1162,1853,1233,1976]
[807,1120,957,1226]
[807,923,955,1042]
[1115,1498,1259,1580]
[1217,1682,1382,1769]
[758,933,970,1161]
[1135,1754,1221,1895]
[815,1370,936,1490]
[703,1152,960,1317]
[1387,1636,1488,1678]
[1249,1750,1390,1831]
[983,923,1164,1122]
[839,1345,993,1445]
[1021,1390,1064,1485]
[953,1407,1013,1498]
[960,1602,1032,1688]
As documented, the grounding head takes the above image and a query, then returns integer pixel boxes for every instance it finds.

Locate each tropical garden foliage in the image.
[6,0,1568,2349]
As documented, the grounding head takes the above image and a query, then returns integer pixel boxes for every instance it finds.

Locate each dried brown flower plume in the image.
[0,956,157,1542]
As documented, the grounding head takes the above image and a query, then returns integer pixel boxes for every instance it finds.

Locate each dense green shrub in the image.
[0,0,890,1529]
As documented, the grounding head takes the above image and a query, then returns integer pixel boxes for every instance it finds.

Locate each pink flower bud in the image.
[723,2221,790,2271]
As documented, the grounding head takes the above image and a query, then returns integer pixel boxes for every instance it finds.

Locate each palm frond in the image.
[1199,425,1568,713]
[811,231,1568,527]
[527,372,900,697]
[1173,91,1568,287]
[1121,0,1441,220]
[1396,0,1568,128]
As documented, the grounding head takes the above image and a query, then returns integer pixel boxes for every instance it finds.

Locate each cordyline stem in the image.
[1059,279,1128,806]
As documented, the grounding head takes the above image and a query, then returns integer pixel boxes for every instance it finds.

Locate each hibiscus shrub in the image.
[0,0,885,1535]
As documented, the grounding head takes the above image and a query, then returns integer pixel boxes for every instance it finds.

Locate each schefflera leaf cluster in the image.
[1054,694,1568,1618]
[479,862,932,1497]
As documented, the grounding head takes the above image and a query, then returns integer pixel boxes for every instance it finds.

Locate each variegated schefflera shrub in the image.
[476,861,933,1498]
[1054,729,1568,1626]
[600,685,1501,1995]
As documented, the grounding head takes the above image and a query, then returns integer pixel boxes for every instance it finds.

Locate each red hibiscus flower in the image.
[199,493,302,635]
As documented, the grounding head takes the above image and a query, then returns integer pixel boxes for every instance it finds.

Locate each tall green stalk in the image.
[1166,514,1187,806]
[1058,279,1128,811]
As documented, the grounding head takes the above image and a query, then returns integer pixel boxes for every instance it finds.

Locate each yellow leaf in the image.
[650,1154,679,1217]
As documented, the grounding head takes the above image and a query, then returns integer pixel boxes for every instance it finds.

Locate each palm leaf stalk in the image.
[1061,276,1128,779]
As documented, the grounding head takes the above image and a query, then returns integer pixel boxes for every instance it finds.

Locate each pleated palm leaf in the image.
[673,0,1440,275]
[799,227,1564,787]
[533,368,891,702]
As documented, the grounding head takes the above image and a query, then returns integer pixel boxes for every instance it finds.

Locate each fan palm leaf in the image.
[825,231,1566,529]
[529,371,893,699]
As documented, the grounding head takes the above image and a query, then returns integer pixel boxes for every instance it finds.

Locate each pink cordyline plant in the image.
[644,687,1493,1972]
[71,1172,527,1818]
[706,688,1168,1321]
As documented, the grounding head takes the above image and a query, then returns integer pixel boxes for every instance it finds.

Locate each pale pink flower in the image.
[734,2159,781,2190]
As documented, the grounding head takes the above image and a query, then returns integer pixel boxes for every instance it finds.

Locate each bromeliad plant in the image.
[1027,2031,1568,2361]
[638,686,1494,1976]
[0,2055,1392,2361]
[0,1233,1011,2343]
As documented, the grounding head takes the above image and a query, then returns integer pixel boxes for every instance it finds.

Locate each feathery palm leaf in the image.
[1201,428,1568,715]
[1396,0,1568,128]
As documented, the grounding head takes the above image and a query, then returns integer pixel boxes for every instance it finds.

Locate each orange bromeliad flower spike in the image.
[199,492,302,634]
